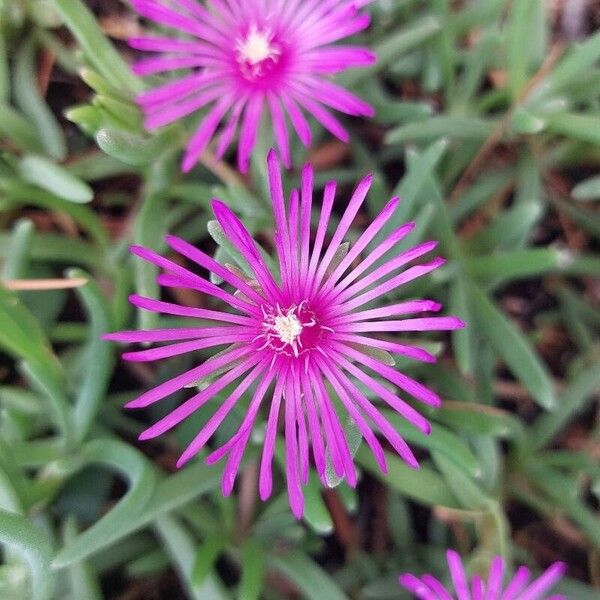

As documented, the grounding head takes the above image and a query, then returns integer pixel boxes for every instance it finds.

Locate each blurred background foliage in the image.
[0,0,599,598]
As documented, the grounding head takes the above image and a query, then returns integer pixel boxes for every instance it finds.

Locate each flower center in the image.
[273,313,303,345]
[235,25,281,81]
[258,301,329,358]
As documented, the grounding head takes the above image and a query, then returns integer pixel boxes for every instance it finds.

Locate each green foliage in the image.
[0,1,599,599]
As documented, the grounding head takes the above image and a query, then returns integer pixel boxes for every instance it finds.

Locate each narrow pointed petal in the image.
[182,95,233,172]
[259,369,287,500]
[176,360,269,466]
[237,95,263,173]
[221,428,252,496]
[122,334,252,362]
[518,563,566,600]
[316,357,388,472]
[324,357,419,468]
[319,196,400,294]
[211,199,281,299]
[329,349,432,433]
[333,343,441,407]
[102,326,250,343]
[333,333,437,363]
[284,372,304,518]
[500,568,530,600]
[447,550,472,600]
[310,173,373,293]
[422,575,454,600]
[398,574,439,600]
[140,354,260,439]
[165,234,265,305]
[126,345,251,408]
[130,294,254,326]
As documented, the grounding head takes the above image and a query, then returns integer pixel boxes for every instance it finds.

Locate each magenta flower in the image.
[400,550,567,600]
[104,151,464,517]
[128,0,376,172]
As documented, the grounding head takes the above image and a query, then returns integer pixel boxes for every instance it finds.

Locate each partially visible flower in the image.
[103,150,464,517]
[400,550,567,600]
[129,0,376,172]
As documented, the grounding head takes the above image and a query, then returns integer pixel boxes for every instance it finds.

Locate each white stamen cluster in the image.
[273,313,303,345]
[256,301,316,358]
[235,25,281,79]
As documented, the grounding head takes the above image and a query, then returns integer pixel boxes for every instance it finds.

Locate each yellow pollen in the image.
[237,26,279,65]
[273,313,303,345]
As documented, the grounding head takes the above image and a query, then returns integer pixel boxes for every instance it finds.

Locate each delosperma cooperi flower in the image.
[400,550,567,600]
[103,150,465,517]
[129,0,376,172]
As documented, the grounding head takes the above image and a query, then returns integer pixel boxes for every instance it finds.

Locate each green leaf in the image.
[52,440,158,567]
[239,539,265,600]
[506,0,542,98]
[51,0,141,93]
[80,68,132,102]
[451,0,506,35]
[63,518,102,600]
[348,342,395,366]
[69,270,115,444]
[0,286,69,436]
[18,155,93,204]
[325,415,362,489]
[302,471,334,535]
[433,451,494,512]
[470,283,556,409]
[382,410,481,478]
[340,16,441,87]
[0,510,54,600]
[0,104,44,153]
[543,33,600,94]
[324,242,350,280]
[155,515,230,600]
[14,36,66,160]
[465,202,543,253]
[65,104,105,136]
[553,577,600,600]
[66,152,133,182]
[1,219,33,280]
[547,113,600,145]
[0,233,104,272]
[374,139,448,248]
[449,169,513,224]
[572,175,600,201]
[550,196,600,240]
[365,88,433,125]
[0,442,27,512]
[355,446,458,508]
[133,156,174,329]
[93,95,143,132]
[268,550,349,600]
[0,179,107,248]
[450,31,501,111]
[450,276,475,375]
[387,116,494,144]
[528,365,600,452]
[0,33,8,103]
[432,401,525,439]
[57,460,222,565]
[95,128,180,166]
[465,248,565,283]
[510,109,546,134]
[527,464,600,550]
[192,532,226,585]
[126,548,169,577]
[207,220,254,278]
